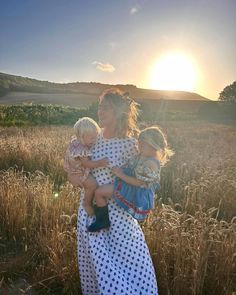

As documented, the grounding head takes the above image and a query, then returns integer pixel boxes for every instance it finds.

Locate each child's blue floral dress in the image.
[113,154,161,220]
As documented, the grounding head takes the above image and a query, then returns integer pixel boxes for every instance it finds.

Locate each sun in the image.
[149,52,197,92]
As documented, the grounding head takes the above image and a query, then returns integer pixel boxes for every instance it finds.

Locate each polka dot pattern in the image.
[77,133,158,294]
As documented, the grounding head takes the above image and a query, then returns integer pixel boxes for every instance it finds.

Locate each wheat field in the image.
[0,122,235,294]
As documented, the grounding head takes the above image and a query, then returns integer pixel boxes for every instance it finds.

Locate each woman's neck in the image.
[103,127,116,139]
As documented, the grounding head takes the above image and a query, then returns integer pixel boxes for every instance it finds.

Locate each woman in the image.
[77,88,158,294]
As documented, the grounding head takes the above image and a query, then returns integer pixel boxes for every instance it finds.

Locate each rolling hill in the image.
[0,72,209,107]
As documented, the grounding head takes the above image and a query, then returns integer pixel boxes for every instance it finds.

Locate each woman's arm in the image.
[80,157,109,169]
[112,167,146,187]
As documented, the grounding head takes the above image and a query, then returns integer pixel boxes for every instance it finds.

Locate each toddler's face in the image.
[138,139,156,157]
[82,131,98,148]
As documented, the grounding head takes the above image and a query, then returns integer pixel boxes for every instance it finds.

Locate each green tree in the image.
[219,81,236,102]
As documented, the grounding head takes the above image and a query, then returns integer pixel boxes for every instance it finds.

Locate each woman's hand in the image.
[111,166,124,178]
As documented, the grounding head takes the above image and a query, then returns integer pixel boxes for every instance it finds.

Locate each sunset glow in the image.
[1,1,236,99]
[149,53,197,92]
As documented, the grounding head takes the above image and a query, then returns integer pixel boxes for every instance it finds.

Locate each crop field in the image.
[0,121,235,294]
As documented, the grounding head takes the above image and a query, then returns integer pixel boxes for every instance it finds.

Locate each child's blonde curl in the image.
[74,117,100,143]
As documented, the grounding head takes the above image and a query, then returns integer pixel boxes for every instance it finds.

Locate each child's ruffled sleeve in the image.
[69,139,92,158]
[63,139,92,173]
[135,159,160,187]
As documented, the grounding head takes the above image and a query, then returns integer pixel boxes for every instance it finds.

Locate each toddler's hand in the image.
[98,157,109,167]
[111,166,124,178]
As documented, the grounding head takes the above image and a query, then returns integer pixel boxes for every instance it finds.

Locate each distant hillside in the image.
[0,72,209,106]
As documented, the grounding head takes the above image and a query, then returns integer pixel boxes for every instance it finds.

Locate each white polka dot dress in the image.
[77,132,158,295]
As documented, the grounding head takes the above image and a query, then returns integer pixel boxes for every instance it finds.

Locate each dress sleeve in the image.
[135,159,160,186]
[64,142,81,173]
[63,140,92,173]
[69,140,92,158]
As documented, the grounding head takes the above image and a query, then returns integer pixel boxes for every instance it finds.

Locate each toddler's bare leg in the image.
[94,184,113,207]
[67,173,82,187]
[83,175,97,216]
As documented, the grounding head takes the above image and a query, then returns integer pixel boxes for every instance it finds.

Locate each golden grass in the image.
[0,169,81,294]
[144,206,235,295]
[0,126,69,186]
[0,122,235,294]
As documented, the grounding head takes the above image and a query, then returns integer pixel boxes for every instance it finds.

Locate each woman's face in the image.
[98,99,116,128]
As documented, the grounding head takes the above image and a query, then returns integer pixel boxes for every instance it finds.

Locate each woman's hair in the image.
[74,117,100,142]
[139,126,174,165]
[99,88,139,138]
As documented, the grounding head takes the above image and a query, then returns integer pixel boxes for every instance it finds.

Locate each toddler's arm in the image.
[112,167,147,187]
[81,157,109,169]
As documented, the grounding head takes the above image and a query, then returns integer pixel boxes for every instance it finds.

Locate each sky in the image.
[0,0,236,100]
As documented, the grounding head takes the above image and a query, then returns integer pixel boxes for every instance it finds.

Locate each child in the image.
[88,126,174,232]
[64,117,109,216]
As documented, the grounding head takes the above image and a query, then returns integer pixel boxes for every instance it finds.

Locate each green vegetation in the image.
[219,80,236,102]
[0,101,235,127]
[0,103,99,126]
